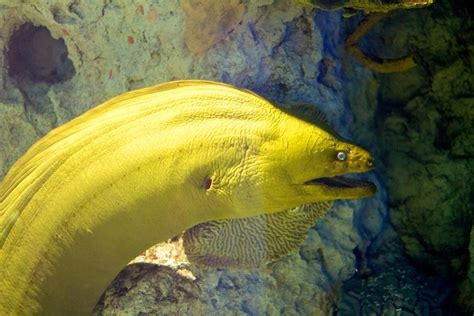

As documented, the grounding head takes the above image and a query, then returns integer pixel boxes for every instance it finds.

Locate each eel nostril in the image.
[202,177,212,190]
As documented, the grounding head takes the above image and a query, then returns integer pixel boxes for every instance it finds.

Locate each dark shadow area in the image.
[6,22,75,85]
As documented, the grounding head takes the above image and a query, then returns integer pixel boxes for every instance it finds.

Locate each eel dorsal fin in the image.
[183,202,333,269]
[285,103,329,125]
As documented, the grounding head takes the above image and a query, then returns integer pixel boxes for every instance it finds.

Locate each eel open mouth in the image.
[305,175,374,189]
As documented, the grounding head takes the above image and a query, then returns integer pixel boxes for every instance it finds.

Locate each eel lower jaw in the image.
[304,175,377,199]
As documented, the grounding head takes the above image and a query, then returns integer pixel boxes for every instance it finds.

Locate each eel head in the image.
[251,114,377,213]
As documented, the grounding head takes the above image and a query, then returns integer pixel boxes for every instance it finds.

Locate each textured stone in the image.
[0,102,37,177]
[456,225,474,311]
[346,0,474,312]
[339,263,449,316]
[94,264,203,315]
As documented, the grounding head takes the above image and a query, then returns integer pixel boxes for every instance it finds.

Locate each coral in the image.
[182,0,245,54]
[346,0,434,12]
[297,0,433,12]
[345,12,417,73]
[297,0,432,73]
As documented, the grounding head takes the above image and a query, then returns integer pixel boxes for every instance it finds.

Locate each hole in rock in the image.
[6,22,75,85]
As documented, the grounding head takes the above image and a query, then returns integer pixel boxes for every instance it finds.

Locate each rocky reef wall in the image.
[346,0,473,312]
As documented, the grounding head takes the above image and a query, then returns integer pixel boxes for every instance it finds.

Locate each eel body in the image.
[0,80,375,314]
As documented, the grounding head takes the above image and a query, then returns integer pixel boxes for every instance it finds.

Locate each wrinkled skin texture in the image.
[0,81,375,314]
[183,202,333,268]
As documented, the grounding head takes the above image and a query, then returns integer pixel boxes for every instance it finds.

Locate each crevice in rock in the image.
[6,22,75,86]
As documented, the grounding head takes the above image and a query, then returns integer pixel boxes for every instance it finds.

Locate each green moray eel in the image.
[182,105,371,269]
[0,80,375,315]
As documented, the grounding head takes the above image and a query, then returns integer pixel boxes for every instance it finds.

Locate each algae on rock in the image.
[346,0,474,311]
[457,225,474,311]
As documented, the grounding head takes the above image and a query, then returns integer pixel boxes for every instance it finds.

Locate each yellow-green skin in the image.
[0,81,375,315]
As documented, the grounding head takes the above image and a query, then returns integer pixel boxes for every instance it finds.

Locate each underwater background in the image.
[0,0,472,315]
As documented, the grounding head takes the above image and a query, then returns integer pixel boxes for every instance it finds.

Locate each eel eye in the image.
[336,151,347,161]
